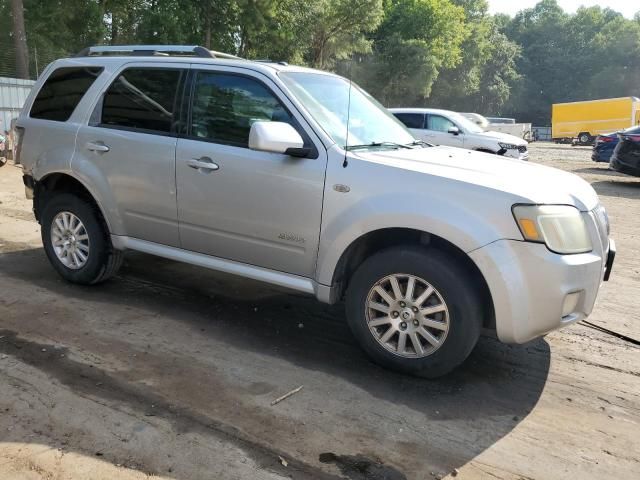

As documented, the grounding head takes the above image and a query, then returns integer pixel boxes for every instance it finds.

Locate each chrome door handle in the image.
[86,141,110,153]
[187,157,219,172]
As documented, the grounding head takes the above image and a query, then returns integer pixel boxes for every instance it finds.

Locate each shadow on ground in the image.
[590,179,640,199]
[0,247,551,479]
[574,166,623,176]
[532,144,591,152]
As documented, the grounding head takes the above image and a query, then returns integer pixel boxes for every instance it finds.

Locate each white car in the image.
[390,108,529,160]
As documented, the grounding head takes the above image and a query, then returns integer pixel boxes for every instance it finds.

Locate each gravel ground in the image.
[0,143,638,480]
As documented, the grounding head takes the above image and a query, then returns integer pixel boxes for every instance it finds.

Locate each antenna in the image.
[343,60,353,168]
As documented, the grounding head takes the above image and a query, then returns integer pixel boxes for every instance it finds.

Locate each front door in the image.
[426,114,464,148]
[175,67,327,277]
[73,64,186,247]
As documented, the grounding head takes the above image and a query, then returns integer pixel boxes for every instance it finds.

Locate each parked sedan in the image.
[390,108,528,160]
[610,131,640,177]
[592,126,640,163]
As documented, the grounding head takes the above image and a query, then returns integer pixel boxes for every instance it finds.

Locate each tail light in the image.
[597,135,615,143]
[13,126,24,165]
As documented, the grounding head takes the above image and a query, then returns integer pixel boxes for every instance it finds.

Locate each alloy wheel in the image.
[365,274,450,358]
[50,211,90,270]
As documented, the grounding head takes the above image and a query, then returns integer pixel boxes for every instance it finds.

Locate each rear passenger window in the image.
[30,67,103,121]
[100,68,183,134]
[393,113,425,129]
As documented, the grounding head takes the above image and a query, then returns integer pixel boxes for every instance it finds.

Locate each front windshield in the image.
[447,112,485,134]
[279,72,415,149]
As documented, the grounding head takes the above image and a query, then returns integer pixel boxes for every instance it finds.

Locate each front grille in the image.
[592,204,610,249]
[518,145,527,153]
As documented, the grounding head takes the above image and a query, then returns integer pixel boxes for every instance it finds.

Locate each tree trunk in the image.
[111,12,119,45]
[204,3,212,49]
[11,0,29,79]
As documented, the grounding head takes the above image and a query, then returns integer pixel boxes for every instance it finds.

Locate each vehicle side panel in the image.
[315,146,523,287]
[552,97,635,139]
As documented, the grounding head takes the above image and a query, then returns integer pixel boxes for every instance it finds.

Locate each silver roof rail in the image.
[210,50,243,60]
[75,45,241,60]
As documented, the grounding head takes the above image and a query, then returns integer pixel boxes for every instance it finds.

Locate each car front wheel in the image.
[345,246,484,378]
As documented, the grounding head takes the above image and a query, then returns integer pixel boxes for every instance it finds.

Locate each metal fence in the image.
[0,76,34,135]
[532,126,552,142]
[0,42,62,80]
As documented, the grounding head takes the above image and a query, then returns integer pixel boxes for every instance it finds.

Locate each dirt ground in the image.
[0,143,638,480]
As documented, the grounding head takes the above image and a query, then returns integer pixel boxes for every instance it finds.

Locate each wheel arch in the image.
[34,172,115,233]
[327,227,495,329]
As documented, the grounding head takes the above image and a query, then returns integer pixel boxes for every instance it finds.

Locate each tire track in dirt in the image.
[0,329,406,480]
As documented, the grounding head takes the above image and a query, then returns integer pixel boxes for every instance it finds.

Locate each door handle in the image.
[86,141,110,153]
[187,157,219,172]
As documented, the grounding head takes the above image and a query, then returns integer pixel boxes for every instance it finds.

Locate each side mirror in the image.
[448,126,460,136]
[249,121,307,156]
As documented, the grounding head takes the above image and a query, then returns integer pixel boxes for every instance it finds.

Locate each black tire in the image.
[578,132,592,145]
[41,193,123,285]
[345,246,483,378]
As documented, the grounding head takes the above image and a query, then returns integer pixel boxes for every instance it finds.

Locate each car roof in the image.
[49,54,336,79]
[388,107,457,116]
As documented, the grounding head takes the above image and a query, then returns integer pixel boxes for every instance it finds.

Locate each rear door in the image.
[174,66,327,277]
[392,112,427,140]
[73,63,186,247]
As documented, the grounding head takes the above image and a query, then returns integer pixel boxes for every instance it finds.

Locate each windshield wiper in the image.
[347,141,413,151]
[407,139,433,147]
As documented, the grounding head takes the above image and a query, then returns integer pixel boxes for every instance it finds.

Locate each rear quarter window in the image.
[30,67,103,121]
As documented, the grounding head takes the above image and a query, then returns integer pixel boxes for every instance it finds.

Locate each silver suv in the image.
[15,45,615,377]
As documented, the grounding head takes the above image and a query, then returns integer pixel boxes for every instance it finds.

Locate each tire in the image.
[41,193,123,285]
[345,246,483,378]
[578,132,591,145]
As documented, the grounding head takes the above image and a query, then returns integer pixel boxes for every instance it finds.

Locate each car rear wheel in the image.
[578,132,592,145]
[345,246,483,378]
[41,193,123,285]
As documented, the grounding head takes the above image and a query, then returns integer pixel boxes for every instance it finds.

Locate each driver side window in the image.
[428,115,456,132]
[190,72,294,148]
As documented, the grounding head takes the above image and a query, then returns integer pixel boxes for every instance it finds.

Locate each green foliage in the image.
[428,0,520,114]
[350,0,467,106]
[501,0,640,124]
[242,0,320,63]
[306,0,384,69]
[0,0,638,126]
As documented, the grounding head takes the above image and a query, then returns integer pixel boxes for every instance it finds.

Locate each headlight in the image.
[499,143,519,150]
[512,205,592,254]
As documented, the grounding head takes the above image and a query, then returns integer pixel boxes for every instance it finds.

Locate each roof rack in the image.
[74,45,241,60]
[254,59,289,66]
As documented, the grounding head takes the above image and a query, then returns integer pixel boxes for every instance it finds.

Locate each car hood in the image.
[352,146,599,211]
[477,130,528,145]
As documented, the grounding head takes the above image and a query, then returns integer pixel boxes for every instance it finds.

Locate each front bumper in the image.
[470,232,612,344]
[502,149,529,161]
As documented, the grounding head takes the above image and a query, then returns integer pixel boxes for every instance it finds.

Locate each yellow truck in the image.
[552,96,640,144]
